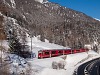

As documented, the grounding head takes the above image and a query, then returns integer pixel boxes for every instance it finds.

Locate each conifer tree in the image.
[8,29,22,54]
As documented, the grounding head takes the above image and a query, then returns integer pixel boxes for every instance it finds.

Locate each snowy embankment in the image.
[27,36,68,50]
[64,50,99,75]
[27,50,99,75]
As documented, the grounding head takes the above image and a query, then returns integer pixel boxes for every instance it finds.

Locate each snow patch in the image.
[38,68,67,75]
[27,36,41,43]
[0,12,3,16]
[65,53,88,65]
[10,0,16,8]
[84,44,92,49]
[44,39,49,43]
[35,0,43,3]
[94,18,100,21]
[88,50,98,55]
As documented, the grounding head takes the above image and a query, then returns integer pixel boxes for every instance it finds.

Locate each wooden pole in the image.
[31,36,32,58]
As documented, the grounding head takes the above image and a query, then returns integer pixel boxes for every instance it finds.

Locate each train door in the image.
[38,50,43,59]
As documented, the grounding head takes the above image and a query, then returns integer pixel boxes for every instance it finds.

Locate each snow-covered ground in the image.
[25,36,100,75]
[27,36,69,50]
[0,36,100,75]
[27,50,99,75]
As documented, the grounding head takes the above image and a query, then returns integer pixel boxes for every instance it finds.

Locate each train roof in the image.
[39,48,71,51]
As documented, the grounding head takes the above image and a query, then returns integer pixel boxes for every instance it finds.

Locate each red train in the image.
[38,48,88,59]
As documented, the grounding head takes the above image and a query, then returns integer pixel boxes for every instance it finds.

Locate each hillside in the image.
[0,0,100,49]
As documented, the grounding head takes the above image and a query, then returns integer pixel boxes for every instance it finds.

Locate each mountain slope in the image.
[0,0,100,48]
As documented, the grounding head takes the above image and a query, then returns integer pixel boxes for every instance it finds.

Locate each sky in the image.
[49,0,100,19]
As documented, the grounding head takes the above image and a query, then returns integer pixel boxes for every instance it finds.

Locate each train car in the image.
[38,50,51,59]
[58,50,63,55]
[38,50,43,59]
[72,49,80,54]
[38,48,88,59]
[80,48,86,52]
[51,50,59,57]
[38,49,64,59]
[63,49,72,55]
[51,49,65,57]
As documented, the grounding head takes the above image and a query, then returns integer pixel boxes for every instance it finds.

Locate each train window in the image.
[59,51,62,53]
[52,51,56,54]
[45,52,49,55]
